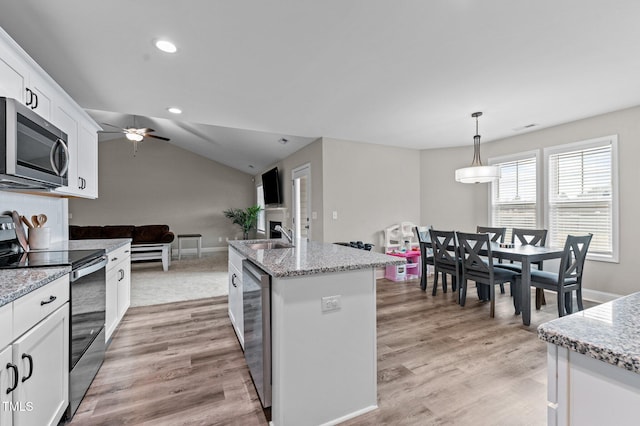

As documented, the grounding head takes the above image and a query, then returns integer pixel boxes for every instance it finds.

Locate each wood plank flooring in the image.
[69,279,594,425]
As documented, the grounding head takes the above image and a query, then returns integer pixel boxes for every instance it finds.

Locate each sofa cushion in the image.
[102,225,135,239]
[69,225,104,240]
[132,225,175,244]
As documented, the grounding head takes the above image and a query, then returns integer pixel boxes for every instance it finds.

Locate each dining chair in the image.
[457,231,519,318]
[515,234,592,318]
[414,226,434,291]
[476,226,507,293]
[429,229,458,297]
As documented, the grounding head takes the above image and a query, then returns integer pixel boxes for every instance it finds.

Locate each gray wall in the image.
[321,138,421,250]
[69,137,255,249]
[420,106,640,298]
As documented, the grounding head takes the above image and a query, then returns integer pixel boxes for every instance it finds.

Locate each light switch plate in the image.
[321,295,341,313]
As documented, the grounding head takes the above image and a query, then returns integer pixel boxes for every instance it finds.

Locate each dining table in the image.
[489,242,565,325]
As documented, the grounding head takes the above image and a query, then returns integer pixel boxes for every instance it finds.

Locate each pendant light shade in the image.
[455,112,500,183]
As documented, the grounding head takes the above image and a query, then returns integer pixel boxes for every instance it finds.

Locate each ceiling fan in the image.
[100,117,170,155]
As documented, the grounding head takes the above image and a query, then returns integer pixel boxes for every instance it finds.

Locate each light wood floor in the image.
[69,278,594,425]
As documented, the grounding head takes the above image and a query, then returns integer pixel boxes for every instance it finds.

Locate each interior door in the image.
[292,164,311,240]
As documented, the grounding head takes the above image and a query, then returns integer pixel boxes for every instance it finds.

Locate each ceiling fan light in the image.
[155,39,177,53]
[167,107,182,114]
[126,132,144,142]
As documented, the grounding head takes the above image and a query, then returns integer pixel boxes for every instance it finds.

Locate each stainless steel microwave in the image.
[0,97,69,189]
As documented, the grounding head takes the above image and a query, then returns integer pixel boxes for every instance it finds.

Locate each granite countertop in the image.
[40,238,132,253]
[538,292,640,374]
[229,239,405,278]
[0,266,71,307]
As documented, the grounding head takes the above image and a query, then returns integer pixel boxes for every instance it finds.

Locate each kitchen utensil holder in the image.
[28,227,50,249]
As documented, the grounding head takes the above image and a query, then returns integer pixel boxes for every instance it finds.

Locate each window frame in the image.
[543,135,619,263]
[488,150,542,236]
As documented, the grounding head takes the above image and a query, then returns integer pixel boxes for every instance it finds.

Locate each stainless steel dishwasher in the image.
[242,259,272,408]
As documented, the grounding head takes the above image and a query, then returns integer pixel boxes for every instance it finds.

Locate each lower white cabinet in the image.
[0,301,69,426]
[228,247,245,349]
[105,244,131,342]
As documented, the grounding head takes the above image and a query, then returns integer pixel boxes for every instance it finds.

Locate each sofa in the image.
[69,225,175,271]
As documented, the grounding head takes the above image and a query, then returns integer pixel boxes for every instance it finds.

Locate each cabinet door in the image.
[0,345,14,426]
[77,122,98,198]
[228,261,244,348]
[105,266,118,341]
[0,46,28,103]
[12,304,68,426]
[25,73,53,121]
[116,256,131,321]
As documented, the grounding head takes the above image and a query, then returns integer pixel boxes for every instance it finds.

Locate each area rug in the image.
[130,251,228,307]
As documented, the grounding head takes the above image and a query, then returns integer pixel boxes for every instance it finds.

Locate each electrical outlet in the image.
[321,295,341,313]
[218,237,222,242]
[312,211,317,220]
[332,211,338,220]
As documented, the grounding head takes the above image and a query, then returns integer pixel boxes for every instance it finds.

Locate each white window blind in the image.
[490,156,537,241]
[547,141,614,258]
[257,184,266,232]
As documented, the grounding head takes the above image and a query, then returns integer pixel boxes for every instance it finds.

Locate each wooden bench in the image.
[131,243,172,272]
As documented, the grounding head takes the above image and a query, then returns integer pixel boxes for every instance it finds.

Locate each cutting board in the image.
[11,210,29,251]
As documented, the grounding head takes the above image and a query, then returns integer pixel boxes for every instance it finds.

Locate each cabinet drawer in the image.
[0,302,12,348]
[229,247,245,273]
[107,244,131,271]
[13,275,69,338]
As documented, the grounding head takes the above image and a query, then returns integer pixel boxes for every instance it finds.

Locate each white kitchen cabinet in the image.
[106,244,131,342]
[228,246,245,349]
[0,26,100,199]
[0,274,70,426]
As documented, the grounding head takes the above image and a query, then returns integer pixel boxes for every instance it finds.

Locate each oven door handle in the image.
[71,255,108,282]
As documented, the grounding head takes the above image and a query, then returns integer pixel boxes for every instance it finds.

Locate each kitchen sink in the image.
[247,242,294,250]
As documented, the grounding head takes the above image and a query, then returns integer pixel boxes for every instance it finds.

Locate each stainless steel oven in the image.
[0,97,69,189]
[242,259,272,409]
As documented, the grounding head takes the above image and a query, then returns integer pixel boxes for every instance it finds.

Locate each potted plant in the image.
[223,205,263,239]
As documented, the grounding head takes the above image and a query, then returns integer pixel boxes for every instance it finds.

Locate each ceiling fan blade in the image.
[101,123,125,130]
[98,130,126,134]
[137,128,155,133]
[145,134,170,141]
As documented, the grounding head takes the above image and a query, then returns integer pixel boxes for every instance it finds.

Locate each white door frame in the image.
[292,164,311,241]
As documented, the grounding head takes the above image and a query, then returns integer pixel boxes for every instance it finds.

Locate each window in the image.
[489,152,538,241]
[257,184,265,233]
[545,136,618,261]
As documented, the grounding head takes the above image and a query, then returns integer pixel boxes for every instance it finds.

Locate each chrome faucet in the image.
[274,225,294,243]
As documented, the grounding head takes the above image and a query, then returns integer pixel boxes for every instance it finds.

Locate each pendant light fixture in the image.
[455,111,500,184]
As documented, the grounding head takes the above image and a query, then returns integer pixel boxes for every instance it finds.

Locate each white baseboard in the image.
[581,288,622,304]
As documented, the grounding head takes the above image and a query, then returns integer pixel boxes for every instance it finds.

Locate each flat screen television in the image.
[262,167,282,205]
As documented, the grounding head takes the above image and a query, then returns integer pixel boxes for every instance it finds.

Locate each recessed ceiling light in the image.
[278,138,289,145]
[249,165,255,169]
[167,107,182,114]
[155,39,177,53]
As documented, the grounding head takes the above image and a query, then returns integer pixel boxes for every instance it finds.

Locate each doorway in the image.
[292,164,311,240]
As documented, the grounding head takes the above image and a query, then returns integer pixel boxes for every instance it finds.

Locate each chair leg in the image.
[489,284,495,318]
[557,290,565,317]
[432,271,439,296]
[535,289,543,310]
[442,274,448,293]
[420,267,427,291]
[460,279,468,306]
[576,286,584,311]
[565,292,573,314]
[499,282,505,294]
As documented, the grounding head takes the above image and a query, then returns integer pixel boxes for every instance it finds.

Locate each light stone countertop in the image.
[538,292,640,374]
[229,239,405,278]
[0,266,70,307]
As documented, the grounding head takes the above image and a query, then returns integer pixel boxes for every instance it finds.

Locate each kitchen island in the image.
[228,239,404,426]
[538,292,640,426]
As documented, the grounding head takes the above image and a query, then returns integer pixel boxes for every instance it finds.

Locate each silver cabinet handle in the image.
[231,273,238,287]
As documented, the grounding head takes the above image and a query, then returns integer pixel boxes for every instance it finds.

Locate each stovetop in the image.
[0,249,106,270]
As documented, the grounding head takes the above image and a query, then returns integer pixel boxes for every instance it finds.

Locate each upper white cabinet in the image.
[0,26,100,199]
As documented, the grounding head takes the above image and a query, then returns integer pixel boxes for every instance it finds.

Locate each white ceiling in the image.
[1,1,640,173]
